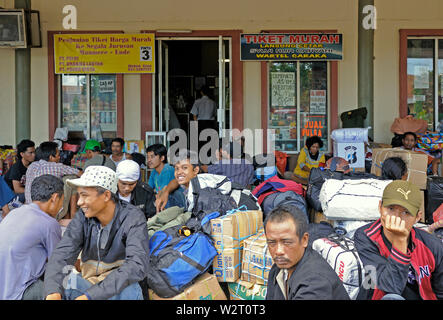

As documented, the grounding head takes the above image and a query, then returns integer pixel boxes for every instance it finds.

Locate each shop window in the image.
[406,38,443,130]
[269,61,328,153]
[60,74,117,140]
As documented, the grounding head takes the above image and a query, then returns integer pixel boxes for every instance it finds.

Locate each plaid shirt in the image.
[25,160,79,204]
[207,159,255,188]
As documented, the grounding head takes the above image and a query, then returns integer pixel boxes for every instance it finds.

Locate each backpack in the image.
[312,234,364,300]
[146,211,220,298]
[187,174,260,217]
[252,175,305,205]
[261,191,307,218]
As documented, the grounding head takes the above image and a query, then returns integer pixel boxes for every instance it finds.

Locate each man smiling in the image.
[44,165,150,300]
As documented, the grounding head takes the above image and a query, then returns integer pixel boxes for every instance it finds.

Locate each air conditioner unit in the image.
[0,8,41,48]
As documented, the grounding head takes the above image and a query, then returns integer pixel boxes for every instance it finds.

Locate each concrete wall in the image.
[373,0,443,143]
[6,0,442,148]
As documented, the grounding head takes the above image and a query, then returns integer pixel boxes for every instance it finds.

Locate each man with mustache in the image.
[265,205,349,300]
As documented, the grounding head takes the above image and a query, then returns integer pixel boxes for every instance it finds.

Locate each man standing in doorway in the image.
[190,85,218,152]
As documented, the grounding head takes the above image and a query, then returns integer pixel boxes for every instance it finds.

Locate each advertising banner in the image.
[54,33,155,74]
[241,33,342,61]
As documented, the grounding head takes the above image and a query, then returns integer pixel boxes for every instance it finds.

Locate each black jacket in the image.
[266,247,350,300]
[130,181,156,219]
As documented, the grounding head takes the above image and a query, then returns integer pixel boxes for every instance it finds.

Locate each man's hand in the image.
[75,295,89,300]
[46,293,62,300]
[155,190,169,212]
[384,214,409,254]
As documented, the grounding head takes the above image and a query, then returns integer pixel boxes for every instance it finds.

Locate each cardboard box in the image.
[333,141,365,169]
[213,248,242,282]
[241,231,273,285]
[149,272,227,300]
[310,209,334,225]
[371,148,428,189]
[228,280,267,300]
[210,210,263,250]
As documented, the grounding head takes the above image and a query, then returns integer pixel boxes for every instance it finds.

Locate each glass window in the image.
[407,39,435,130]
[269,61,328,153]
[438,40,443,128]
[61,74,117,139]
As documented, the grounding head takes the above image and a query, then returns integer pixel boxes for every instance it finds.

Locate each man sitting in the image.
[4,139,35,203]
[0,175,64,300]
[116,159,156,219]
[83,139,116,171]
[24,141,81,204]
[147,144,186,209]
[44,165,150,300]
[200,140,255,189]
[265,204,349,300]
[354,180,443,300]
[109,137,131,167]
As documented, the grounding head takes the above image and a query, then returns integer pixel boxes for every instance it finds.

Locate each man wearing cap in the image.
[44,166,150,300]
[116,160,156,220]
[354,180,443,300]
[83,139,116,171]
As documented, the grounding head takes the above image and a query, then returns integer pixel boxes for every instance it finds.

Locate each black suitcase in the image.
[340,107,367,128]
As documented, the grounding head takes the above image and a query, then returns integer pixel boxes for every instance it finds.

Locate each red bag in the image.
[274,150,288,174]
[390,115,428,135]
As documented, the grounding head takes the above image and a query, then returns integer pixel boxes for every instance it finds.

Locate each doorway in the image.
[154,37,232,148]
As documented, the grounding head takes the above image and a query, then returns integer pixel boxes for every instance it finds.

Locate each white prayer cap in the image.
[116,159,140,182]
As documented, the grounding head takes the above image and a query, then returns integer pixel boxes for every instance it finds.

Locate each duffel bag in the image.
[340,107,367,129]
[390,115,428,135]
[312,234,364,300]
[261,190,307,219]
[188,174,260,216]
[319,178,392,220]
[146,211,220,298]
[306,168,379,213]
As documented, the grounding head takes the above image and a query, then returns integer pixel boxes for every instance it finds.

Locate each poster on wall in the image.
[54,33,155,74]
[241,33,343,61]
[271,72,295,107]
[309,90,326,114]
[414,65,430,89]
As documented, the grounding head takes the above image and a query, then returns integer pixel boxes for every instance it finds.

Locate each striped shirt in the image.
[207,159,255,188]
[25,159,79,204]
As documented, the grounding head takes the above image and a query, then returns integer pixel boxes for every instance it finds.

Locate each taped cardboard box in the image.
[371,148,428,189]
[149,272,227,300]
[241,231,273,285]
[213,247,242,282]
[210,210,263,250]
[228,280,267,300]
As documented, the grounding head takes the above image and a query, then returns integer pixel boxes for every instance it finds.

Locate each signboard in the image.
[271,72,295,107]
[310,90,326,114]
[54,33,155,74]
[241,33,343,61]
[99,79,115,93]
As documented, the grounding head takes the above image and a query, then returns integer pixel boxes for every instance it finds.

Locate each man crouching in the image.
[44,165,150,300]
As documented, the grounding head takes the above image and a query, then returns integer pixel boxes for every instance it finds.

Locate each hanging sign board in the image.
[240,33,342,61]
[54,33,155,74]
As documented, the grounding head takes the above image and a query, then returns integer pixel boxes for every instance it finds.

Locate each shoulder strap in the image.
[101,155,106,166]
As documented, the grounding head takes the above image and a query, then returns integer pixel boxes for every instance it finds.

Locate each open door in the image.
[155,40,169,140]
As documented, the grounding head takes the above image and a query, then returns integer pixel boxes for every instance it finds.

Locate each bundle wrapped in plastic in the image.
[331,127,370,143]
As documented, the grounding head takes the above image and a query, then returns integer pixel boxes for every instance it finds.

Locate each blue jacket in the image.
[44,200,150,300]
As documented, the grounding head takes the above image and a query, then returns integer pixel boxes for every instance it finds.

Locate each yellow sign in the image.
[54,33,155,74]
